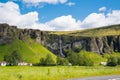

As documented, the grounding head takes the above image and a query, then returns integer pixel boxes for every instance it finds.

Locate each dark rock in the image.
[0,23,120,55]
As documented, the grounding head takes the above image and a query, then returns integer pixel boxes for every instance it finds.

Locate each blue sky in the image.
[0,0,120,31]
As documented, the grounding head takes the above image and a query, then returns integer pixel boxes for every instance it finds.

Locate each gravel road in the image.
[67,75,120,80]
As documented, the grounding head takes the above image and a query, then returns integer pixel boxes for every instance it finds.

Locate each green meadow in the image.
[49,24,120,37]
[0,39,56,63]
[0,66,120,80]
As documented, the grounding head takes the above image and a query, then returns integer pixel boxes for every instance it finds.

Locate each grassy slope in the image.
[49,24,120,37]
[0,66,120,80]
[0,39,56,63]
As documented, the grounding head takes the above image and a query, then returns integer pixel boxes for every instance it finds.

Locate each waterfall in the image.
[59,39,65,57]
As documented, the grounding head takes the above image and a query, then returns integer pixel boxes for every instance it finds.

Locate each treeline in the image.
[38,51,120,67]
[3,50,120,67]
[38,50,94,66]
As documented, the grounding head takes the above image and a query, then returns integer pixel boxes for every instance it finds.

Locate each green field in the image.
[0,39,56,63]
[0,66,120,80]
[49,24,120,37]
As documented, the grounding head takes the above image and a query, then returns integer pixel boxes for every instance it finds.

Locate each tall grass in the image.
[0,66,120,80]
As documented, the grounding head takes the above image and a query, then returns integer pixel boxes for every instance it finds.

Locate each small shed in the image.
[100,62,107,66]
[18,62,32,66]
[0,61,7,66]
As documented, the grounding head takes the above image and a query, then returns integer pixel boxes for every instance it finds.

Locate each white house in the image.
[18,62,32,66]
[0,61,7,66]
[18,62,28,66]
[100,62,107,66]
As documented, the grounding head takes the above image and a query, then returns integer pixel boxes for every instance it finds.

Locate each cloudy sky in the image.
[0,0,120,31]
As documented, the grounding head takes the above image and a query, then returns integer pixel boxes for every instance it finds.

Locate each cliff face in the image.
[0,24,46,45]
[46,35,120,55]
[0,23,120,56]
[0,24,17,45]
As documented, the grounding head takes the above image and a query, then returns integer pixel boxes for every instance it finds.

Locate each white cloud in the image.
[66,2,75,6]
[99,6,106,12]
[81,13,106,28]
[47,10,120,30]
[0,2,39,29]
[0,2,120,31]
[29,23,55,31]
[23,0,68,4]
[0,1,57,30]
[81,10,120,29]
[45,15,81,31]
[0,2,81,31]
[106,10,120,25]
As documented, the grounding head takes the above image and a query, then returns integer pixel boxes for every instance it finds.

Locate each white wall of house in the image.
[0,62,7,66]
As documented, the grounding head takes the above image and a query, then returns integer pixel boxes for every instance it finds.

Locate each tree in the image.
[39,58,45,66]
[4,51,22,66]
[67,50,94,66]
[57,56,69,66]
[44,54,55,66]
[67,51,79,65]
[107,56,118,66]
[78,52,94,66]
[40,54,55,66]
[117,57,120,65]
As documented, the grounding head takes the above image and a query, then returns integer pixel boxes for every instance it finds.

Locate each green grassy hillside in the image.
[0,39,56,63]
[49,24,120,37]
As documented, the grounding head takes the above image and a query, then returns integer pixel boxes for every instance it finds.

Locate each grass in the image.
[0,66,120,80]
[48,24,120,37]
[0,39,56,63]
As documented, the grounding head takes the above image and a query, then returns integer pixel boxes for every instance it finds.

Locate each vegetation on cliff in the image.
[49,24,120,37]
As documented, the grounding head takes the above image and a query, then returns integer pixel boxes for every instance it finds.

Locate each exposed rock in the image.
[0,23,120,55]
[45,35,120,55]
[0,24,17,45]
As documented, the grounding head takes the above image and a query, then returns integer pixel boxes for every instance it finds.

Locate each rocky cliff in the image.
[0,24,46,45]
[0,23,120,56]
[46,35,120,55]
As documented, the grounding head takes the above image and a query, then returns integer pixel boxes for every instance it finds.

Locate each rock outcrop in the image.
[45,35,120,55]
[0,24,46,45]
[0,23,120,56]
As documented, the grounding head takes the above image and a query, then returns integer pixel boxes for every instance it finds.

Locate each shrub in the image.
[107,56,118,66]
[40,54,55,66]
[117,57,120,65]
[57,56,69,66]
[39,58,45,66]
[4,50,22,66]
[67,50,94,66]
[78,51,94,66]
[67,51,79,65]
[44,54,55,66]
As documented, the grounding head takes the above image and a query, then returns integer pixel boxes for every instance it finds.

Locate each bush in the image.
[67,50,94,66]
[78,52,94,66]
[4,51,22,66]
[117,57,120,65]
[39,54,55,66]
[67,51,79,65]
[57,56,69,66]
[39,58,45,66]
[107,56,118,66]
